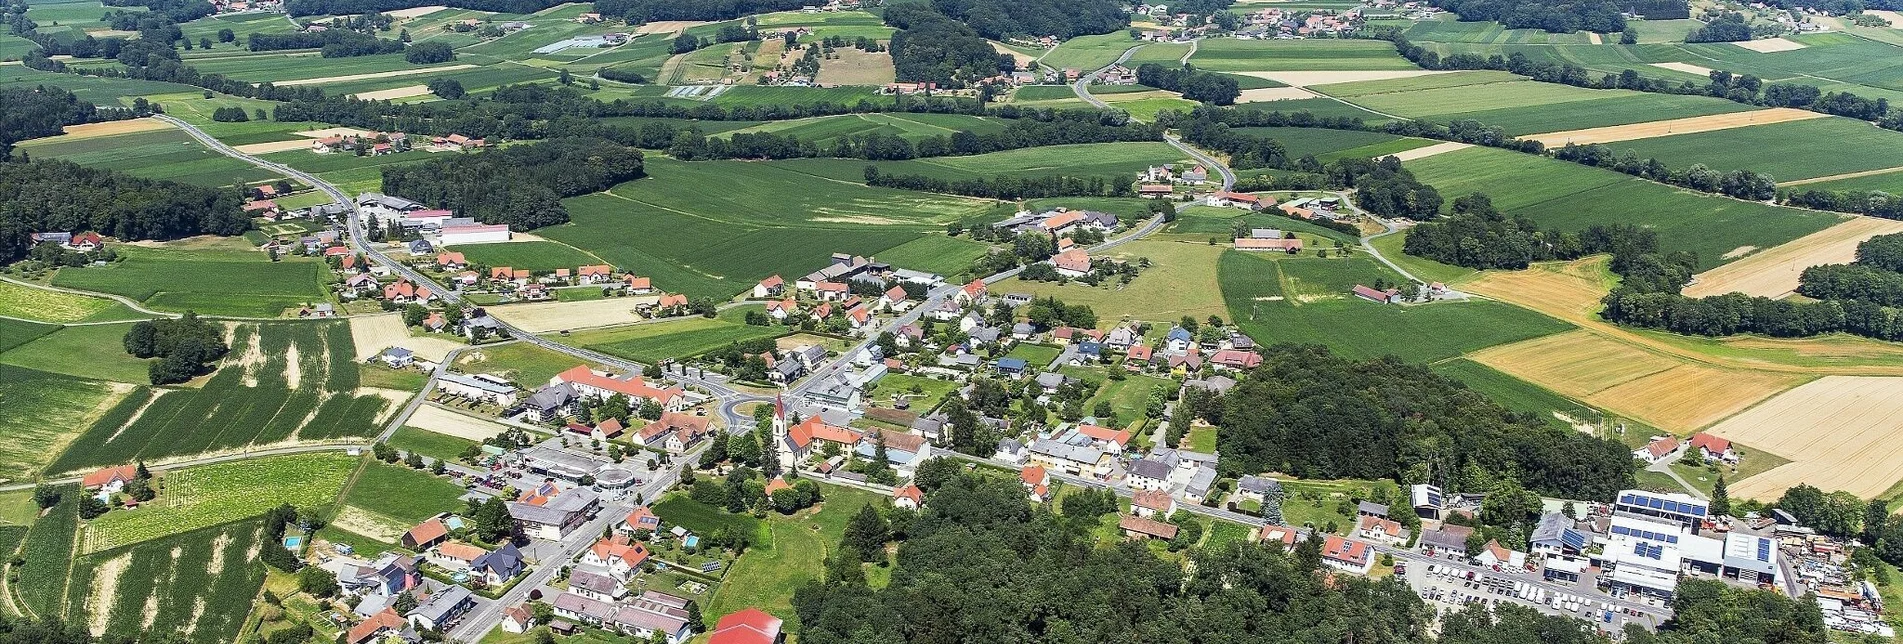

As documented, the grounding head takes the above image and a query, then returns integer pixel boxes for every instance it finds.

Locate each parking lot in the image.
[1397,556,1664,635]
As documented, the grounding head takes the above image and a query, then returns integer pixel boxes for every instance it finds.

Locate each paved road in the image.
[377,344,481,442]
[1645,449,1707,500]
[1067,43,1235,191]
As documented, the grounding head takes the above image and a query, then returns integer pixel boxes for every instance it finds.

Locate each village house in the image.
[552,365,688,412]
[347,608,413,644]
[1209,349,1262,371]
[854,429,931,474]
[1119,515,1180,541]
[1633,436,1681,464]
[1026,438,1113,478]
[641,412,715,452]
[568,569,627,603]
[624,505,662,534]
[892,483,923,510]
[780,414,864,466]
[507,485,600,540]
[1235,475,1280,503]
[579,533,651,582]
[1356,515,1410,546]
[1131,489,1175,518]
[1021,464,1051,502]
[1205,191,1264,210]
[1320,535,1374,574]
[1126,458,1173,491]
[754,275,786,298]
[401,519,450,551]
[623,275,655,294]
[470,543,524,586]
[1050,248,1092,278]
[81,465,138,494]
[501,604,535,633]
[426,542,488,572]
[1688,433,1737,463]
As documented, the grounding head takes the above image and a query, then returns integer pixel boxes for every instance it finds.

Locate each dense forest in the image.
[1134,63,1241,105]
[0,86,142,159]
[285,0,561,16]
[379,137,644,230]
[1429,0,1625,33]
[591,0,804,22]
[1402,193,1664,270]
[864,166,1135,199]
[246,30,405,56]
[0,160,248,264]
[789,465,1820,644]
[1208,345,1635,501]
[884,4,1016,86]
[1685,12,1754,42]
[925,0,1128,39]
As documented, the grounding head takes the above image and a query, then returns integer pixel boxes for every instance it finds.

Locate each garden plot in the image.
[1683,216,1903,298]
[1714,377,1903,499]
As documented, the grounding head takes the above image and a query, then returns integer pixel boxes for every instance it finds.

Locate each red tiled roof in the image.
[624,275,651,289]
[1644,436,1679,459]
[1051,249,1091,273]
[437,252,467,266]
[1233,237,1304,251]
[436,542,487,562]
[1210,349,1261,368]
[1040,211,1085,230]
[578,264,611,277]
[1132,489,1172,511]
[1119,515,1179,539]
[816,281,848,293]
[759,275,784,288]
[81,465,137,489]
[555,365,683,406]
[893,484,923,504]
[590,535,649,567]
[788,416,862,450]
[1689,433,1731,455]
[1020,465,1047,487]
[1076,424,1130,447]
[626,506,661,530]
[659,293,688,308]
[348,608,408,644]
[884,286,907,301]
[710,608,783,644]
[1321,535,1371,566]
[404,519,448,545]
[765,477,790,494]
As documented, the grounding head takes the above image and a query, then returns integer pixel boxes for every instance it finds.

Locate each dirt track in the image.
[1522,108,1826,147]
[1714,376,1903,499]
[1683,216,1903,298]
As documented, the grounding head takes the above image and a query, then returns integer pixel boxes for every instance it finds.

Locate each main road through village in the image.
[153,80,1468,638]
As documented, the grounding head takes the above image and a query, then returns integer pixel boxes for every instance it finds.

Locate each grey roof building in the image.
[1127,458,1172,482]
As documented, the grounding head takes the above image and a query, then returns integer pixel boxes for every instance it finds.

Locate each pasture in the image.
[715,113,1010,146]
[78,453,355,554]
[452,240,608,271]
[15,126,281,188]
[46,323,390,474]
[1604,116,1903,183]
[1188,38,1419,71]
[67,519,269,644]
[1684,216,1903,298]
[50,246,330,317]
[388,425,480,465]
[872,234,993,276]
[698,483,886,628]
[773,142,1186,183]
[454,341,590,388]
[0,366,126,483]
[1431,358,1600,428]
[1403,146,1840,270]
[1216,250,1572,362]
[564,313,784,364]
[753,10,895,41]
[1228,126,1436,162]
[1712,377,1903,500]
[0,279,139,323]
[342,462,469,525]
[1400,16,1594,44]
[0,323,155,383]
[992,238,1230,327]
[1041,33,1140,71]
[1166,205,1359,244]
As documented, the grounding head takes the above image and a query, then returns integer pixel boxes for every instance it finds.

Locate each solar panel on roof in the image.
[1758,540,1771,561]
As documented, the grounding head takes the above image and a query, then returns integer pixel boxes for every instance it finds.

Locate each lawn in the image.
[871,234,992,276]
[1403,146,1841,270]
[0,280,143,323]
[866,372,961,410]
[1671,446,1792,498]
[1188,38,1419,71]
[0,365,125,481]
[1185,424,1217,453]
[65,519,269,643]
[697,482,887,628]
[1606,116,1903,183]
[1218,250,1575,363]
[13,126,282,188]
[1277,478,1393,535]
[1004,342,1063,366]
[51,246,330,317]
[388,426,481,465]
[1085,374,1172,432]
[342,462,470,525]
[990,237,1231,328]
[455,341,589,388]
[0,323,155,384]
[46,323,388,474]
[79,453,355,554]
[451,240,609,271]
[565,314,785,365]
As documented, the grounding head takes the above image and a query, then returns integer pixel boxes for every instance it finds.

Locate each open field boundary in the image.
[1521,108,1827,147]
[1683,216,1903,298]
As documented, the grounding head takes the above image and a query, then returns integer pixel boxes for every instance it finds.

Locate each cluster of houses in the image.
[1634,432,1740,466]
[27,231,105,253]
[744,253,944,338]
[358,192,512,245]
[211,0,279,14]
[1140,163,1210,186]
[313,131,412,156]
[418,250,687,310]
[329,514,525,644]
[1237,7,1363,38]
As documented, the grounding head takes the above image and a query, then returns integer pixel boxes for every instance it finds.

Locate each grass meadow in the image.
[871,234,993,276]
[1229,126,1435,161]
[1165,205,1359,245]
[688,482,887,628]
[46,323,389,474]
[342,462,469,525]
[454,340,587,388]
[773,142,1186,183]
[1189,38,1418,71]
[992,237,1231,327]
[1217,250,1574,362]
[1403,146,1840,269]
[0,365,124,481]
[0,279,143,323]
[0,323,155,383]
[1431,358,1600,427]
[563,314,785,364]
[50,246,330,317]
[0,317,57,353]
[1603,116,1903,183]
[15,126,281,188]
[80,453,354,554]
[1041,33,1141,71]
[66,519,269,643]
[388,425,480,464]
[1233,96,1398,122]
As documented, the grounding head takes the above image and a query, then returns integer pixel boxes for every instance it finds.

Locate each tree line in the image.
[590,0,805,23]
[1401,192,1663,270]
[864,166,1136,200]
[656,114,1160,161]
[285,0,560,16]
[884,3,1017,87]
[0,159,249,264]
[245,30,404,57]
[1209,344,1636,501]
[1552,143,1777,200]
[379,137,645,230]
[0,86,143,160]
[1134,62,1241,105]
[1429,0,1627,33]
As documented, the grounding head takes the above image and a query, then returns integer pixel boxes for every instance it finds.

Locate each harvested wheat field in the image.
[274,64,479,86]
[293,126,376,139]
[350,84,432,101]
[1238,87,1320,102]
[1462,256,1612,320]
[1387,141,1471,161]
[1651,62,1714,76]
[815,48,896,86]
[347,312,466,362]
[1522,108,1826,147]
[386,4,448,18]
[1714,376,1903,499]
[634,20,710,35]
[487,297,657,333]
[406,404,507,441]
[60,118,172,139]
[1472,330,1802,431]
[1247,69,1454,87]
[1684,216,1899,298]
[232,139,316,154]
[992,42,1037,68]
[1733,37,1807,52]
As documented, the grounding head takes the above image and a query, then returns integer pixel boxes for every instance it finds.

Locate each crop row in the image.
[16,485,79,617]
[72,519,268,643]
[81,453,354,553]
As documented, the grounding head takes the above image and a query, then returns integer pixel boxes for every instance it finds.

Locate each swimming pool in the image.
[283,535,303,548]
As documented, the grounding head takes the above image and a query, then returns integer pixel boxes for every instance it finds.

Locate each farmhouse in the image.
[640,412,715,452]
[780,414,865,466]
[1050,248,1093,277]
[1634,436,1680,464]
[893,483,923,510]
[1131,489,1175,518]
[1351,285,1401,304]
[1139,184,1175,198]
[1119,515,1180,541]
[553,365,687,412]
[1233,236,1304,253]
[1205,191,1264,210]
[401,519,450,551]
[81,465,138,493]
[1688,433,1737,463]
[347,608,414,644]
[754,275,785,298]
[854,429,932,473]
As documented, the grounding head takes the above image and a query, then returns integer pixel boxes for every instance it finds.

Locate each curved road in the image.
[1069,42,1236,190]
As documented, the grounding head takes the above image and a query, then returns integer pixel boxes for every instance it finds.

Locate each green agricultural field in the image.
[1229,127,1435,161]
[1431,358,1599,427]
[1604,116,1903,183]
[184,52,444,83]
[700,482,886,628]
[178,11,297,43]
[595,116,765,134]
[1401,16,1595,44]
[715,113,1011,146]
[1218,251,1574,362]
[1311,70,1523,97]
[451,240,609,272]
[50,245,329,317]
[753,10,895,41]
[388,426,480,465]
[79,453,354,554]
[1416,35,1903,103]
[1166,205,1359,244]
[17,485,79,617]
[1443,92,1757,136]
[342,462,469,525]
[1042,33,1142,71]
[46,323,389,474]
[66,519,269,644]
[147,92,280,129]
[1105,94,1199,122]
[1626,19,1702,43]
[774,142,1187,182]
[872,234,992,276]
[1233,96,1397,123]
[702,85,889,108]
[1799,169,1903,195]
[1404,146,1842,269]
[0,317,58,353]
[14,126,282,188]
[564,315,784,365]
[1127,41,1193,64]
[0,323,155,384]
[23,0,114,28]
[0,279,142,323]
[0,34,41,60]
[1189,38,1418,71]
[1340,80,1614,120]
[0,365,124,481]
[992,237,1230,327]
[455,341,589,388]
